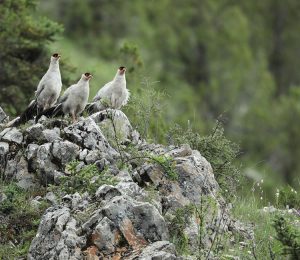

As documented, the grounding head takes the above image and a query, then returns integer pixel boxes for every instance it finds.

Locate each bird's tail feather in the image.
[84,102,104,115]
[11,100,38,127]
[35,104,63,123]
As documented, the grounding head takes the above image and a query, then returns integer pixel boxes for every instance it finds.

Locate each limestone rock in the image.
[0,107,8,123]
[28,206,85,260]
[25,123,45,143]
[137,241,178,260]
[64,118,110,151]
[51,140,80,165]
[0,127,23,144]
[90,109,133,143]
[43,127,61,142]
[0,110,252,259]
[0,142,9,168]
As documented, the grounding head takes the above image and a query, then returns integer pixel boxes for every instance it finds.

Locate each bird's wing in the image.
[58,85,75,103]
[35,82,45,98]
[122,89,130,106]
[93,81,113,102]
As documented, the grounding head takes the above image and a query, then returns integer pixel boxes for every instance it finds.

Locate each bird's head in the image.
[118,66,126,75]
[51,53,61,62]
[83,72,93,81]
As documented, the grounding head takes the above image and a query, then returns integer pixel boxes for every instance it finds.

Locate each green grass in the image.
[0,181,49,259]
[229,197,283,259]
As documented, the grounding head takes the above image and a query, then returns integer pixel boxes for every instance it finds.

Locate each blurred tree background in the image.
[1,0,300,198]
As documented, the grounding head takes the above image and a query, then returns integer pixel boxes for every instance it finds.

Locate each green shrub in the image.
[149,154,178,181]
[273,215,300,259]
[50,161,118,195]
[0,182,48,259]
[277,186,300,209]
[0,0,65,115]
[124,79,168,143]
[166,204,195,255]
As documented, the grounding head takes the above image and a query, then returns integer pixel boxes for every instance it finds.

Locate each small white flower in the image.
[261,179,264,183]
[275,192,279,197]
[257,182,260,187]
[260,196,263,200]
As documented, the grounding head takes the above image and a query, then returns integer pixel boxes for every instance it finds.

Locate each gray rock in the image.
[14,156,37,189]
[138,241,178,260]
[92,217,119,254]
[25,143,39,171]
[102,196,169,242]
[43,127,61,142]
[64,118,111,151]
[94,158,110,171]
[0,142,9,168]
[166,144,193,158]
[53,170,65,184]
[0,127,23,144]
[0,107,8,123]
[51,140,80,165]
[0,110,252,259]
[175,150,219,201]
[36,143,58,184]
[28,206,85,260]
[85,150,102,164]
[79,148,88,161]
[46,192,57,205]
[25,143,39,161]
[95,185,122,201]
[90,109,133,143]
[3,153,37,189]
[0,192,7,204]
[0,142,9,156]
[25,123,45,143]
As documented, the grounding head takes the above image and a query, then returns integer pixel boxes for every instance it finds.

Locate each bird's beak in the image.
[58,55,61,59]
[87,75,93,80]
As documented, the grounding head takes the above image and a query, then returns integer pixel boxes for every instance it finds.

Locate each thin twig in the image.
[205,207,226,260]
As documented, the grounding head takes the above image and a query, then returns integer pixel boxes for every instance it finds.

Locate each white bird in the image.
[11,53,62,126]
[86,66,129,113]
[36,73,92,123]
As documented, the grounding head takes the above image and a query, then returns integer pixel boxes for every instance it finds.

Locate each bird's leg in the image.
[71,112,76,123]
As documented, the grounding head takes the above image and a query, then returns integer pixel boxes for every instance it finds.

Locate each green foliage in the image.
[168,121,240,199]
[166,204,195,255]
[0,0,64,115]
[149,154,178,181]
[119,41,143,74]
[230,197,283,259]
[50,161,118,195]
[273,215,300,259]
[0,182,48,259]
[124,78,168,143]
[277,186,300,209]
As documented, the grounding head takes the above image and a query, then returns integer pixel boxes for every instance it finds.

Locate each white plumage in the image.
[35,53,62,111]
[88,66,129,112]
[10,53,62,127]
[36,73,92,123]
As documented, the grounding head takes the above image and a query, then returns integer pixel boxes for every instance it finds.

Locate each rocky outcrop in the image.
[0,108,253,259]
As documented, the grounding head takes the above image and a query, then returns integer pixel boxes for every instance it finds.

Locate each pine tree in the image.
[0,0,63,115]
